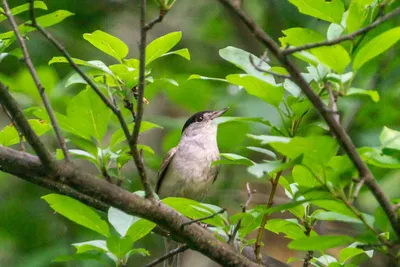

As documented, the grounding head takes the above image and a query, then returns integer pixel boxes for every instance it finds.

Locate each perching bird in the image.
[156,108,229,201]
[155,108,229,267]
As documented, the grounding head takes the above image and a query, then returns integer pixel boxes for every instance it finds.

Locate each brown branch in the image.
[181,209,226,229]
[282,7,400,55]
[249,55,290,79]
[0,145,291,267]
[142,244,189,267]
[130,0,155,199]
[228,183,255,244]
[302,219,313,266]
[2,0,70,163]
[254,167,284,261]
[217,0,400,239]
[0,82,54,169]
[144,9,168,31]
[326,83,340,124]
[1,104,25,151]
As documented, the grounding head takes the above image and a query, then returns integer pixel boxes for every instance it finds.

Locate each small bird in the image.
[155,108,229,267]
[155,108,229,201]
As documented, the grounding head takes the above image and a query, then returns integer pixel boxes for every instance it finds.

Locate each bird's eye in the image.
[196,116,203,122]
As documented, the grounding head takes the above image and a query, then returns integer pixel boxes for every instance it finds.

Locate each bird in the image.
[155,108,229,267]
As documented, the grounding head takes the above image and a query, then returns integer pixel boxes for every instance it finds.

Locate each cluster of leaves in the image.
[1,0,400,266]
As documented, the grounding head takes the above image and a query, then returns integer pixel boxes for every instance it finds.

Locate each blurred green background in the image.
[0,0,399,266]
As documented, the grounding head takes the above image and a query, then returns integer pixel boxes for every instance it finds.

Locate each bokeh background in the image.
[0,0,399,266]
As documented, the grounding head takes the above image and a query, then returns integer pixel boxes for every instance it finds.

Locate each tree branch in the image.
[142,244,189,267]
[249,55,290,79]
[130,0,155,199]
[217,0,400,238]
[282,7,400,55]
[2,0,70,163]
[0,82,54,169]
[144,9,168,31]
[0,145,290,267]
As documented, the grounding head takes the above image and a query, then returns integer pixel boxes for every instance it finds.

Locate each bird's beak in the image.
[210,107,230,120]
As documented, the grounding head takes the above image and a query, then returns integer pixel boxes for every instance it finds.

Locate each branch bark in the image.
[2,0,70,163]
[282,7,400,55]
[217,0,400,239]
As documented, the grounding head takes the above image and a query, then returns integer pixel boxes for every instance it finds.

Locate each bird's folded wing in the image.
[155,146,178,194]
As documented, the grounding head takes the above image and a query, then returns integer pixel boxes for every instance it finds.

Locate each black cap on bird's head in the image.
[181,107,230,134]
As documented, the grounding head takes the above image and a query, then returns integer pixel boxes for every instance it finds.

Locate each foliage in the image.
[1,0,399,266]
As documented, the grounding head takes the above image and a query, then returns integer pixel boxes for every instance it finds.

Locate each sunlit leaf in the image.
[42,194,110,237]
[288,0,345,23]
[0,1,47,23]
[125,219,156,243]
[265,219,306,239]
[73,240,108,254]
[380,127,400,151]
[353,27,400,70]
[212,153,254,166]
[0,119,51,146]
[347,88,379,102]
[188,74,227,82]
[292,165,318,188]
[288,235,354,251]
[49,57,114,76]
[346,0,375,33]
[162,48,190,60]
[146,32,182,65]
[340,247,365,263]
[359,147,400,169]
[83,30,129,62]
[247,134,291,144]
[107,236,132,259]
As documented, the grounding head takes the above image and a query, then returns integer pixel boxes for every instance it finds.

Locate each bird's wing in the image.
[155,146,178,194]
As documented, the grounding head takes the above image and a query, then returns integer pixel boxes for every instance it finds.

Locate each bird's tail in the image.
[164,238,180,267]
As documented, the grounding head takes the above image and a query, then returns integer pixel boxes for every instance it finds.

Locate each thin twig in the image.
[217,0,400,239]
[282,7,400,55]
[1,104,25,151]
[353,178,365,200]
[181,209,226,229]
[0,82,54,168]
[228,183,255,245]
[249,55,290,79]
[302,220,313,266]
[130,0,155,199]
[144,9,168,31]
[254,166,284,261]
[326,83,339,124]
[142,244,189,267]
[2,0,70,163]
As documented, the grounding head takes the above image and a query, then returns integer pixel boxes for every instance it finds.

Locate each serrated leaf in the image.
[0,1,47,23]
[146,32,182,65]
[0,119,51,146]
[226,74,284,107]
[83,30,128,62]
[219,46,276,84]
[110,121,162,148]
[42,194,110,237]
[212,153,254,166]
[288,235,353,251]
[353,27,400,70]
[288,0,345,23]
[347,88,379,102]
[162,48,190,60]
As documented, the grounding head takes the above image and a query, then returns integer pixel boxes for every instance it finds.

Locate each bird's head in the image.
[181,107,229,137]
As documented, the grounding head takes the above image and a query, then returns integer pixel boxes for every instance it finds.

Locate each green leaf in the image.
[247,147,277,159]
[380,127,400,151]
[359,147,400,169]
[346,0,375,33]
[162,48,190,60]
[353,27,400,70]
[108,207,139,237]
[280,28,350,73]
[347,88,379,102]
[288,0,345,23]
[288,235,353,251]
[0,10,74,39]
[247,157,301,178]
[146,32,182,65]
[0,119,51,146]
[226,74,284,107]
[49,57,114,76]
[125,218,156,243]
[311,211,363,224]
[83,30,129,62]
[163,198,227,227]
[247,134,291,145]
[0,1,47,23]
[340,247,364,263]
[292,165,318,188]
[265,219,306,239]
[283,79,301,97]
[110,121,162,148]
[52,252,105,263]
[67,88,112,142]
[212,153,254,166]
[107,236,132,259]
[73,240,108,254]
[188,74,227,82]
[42,194,110,237]
[219,46,275,84]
